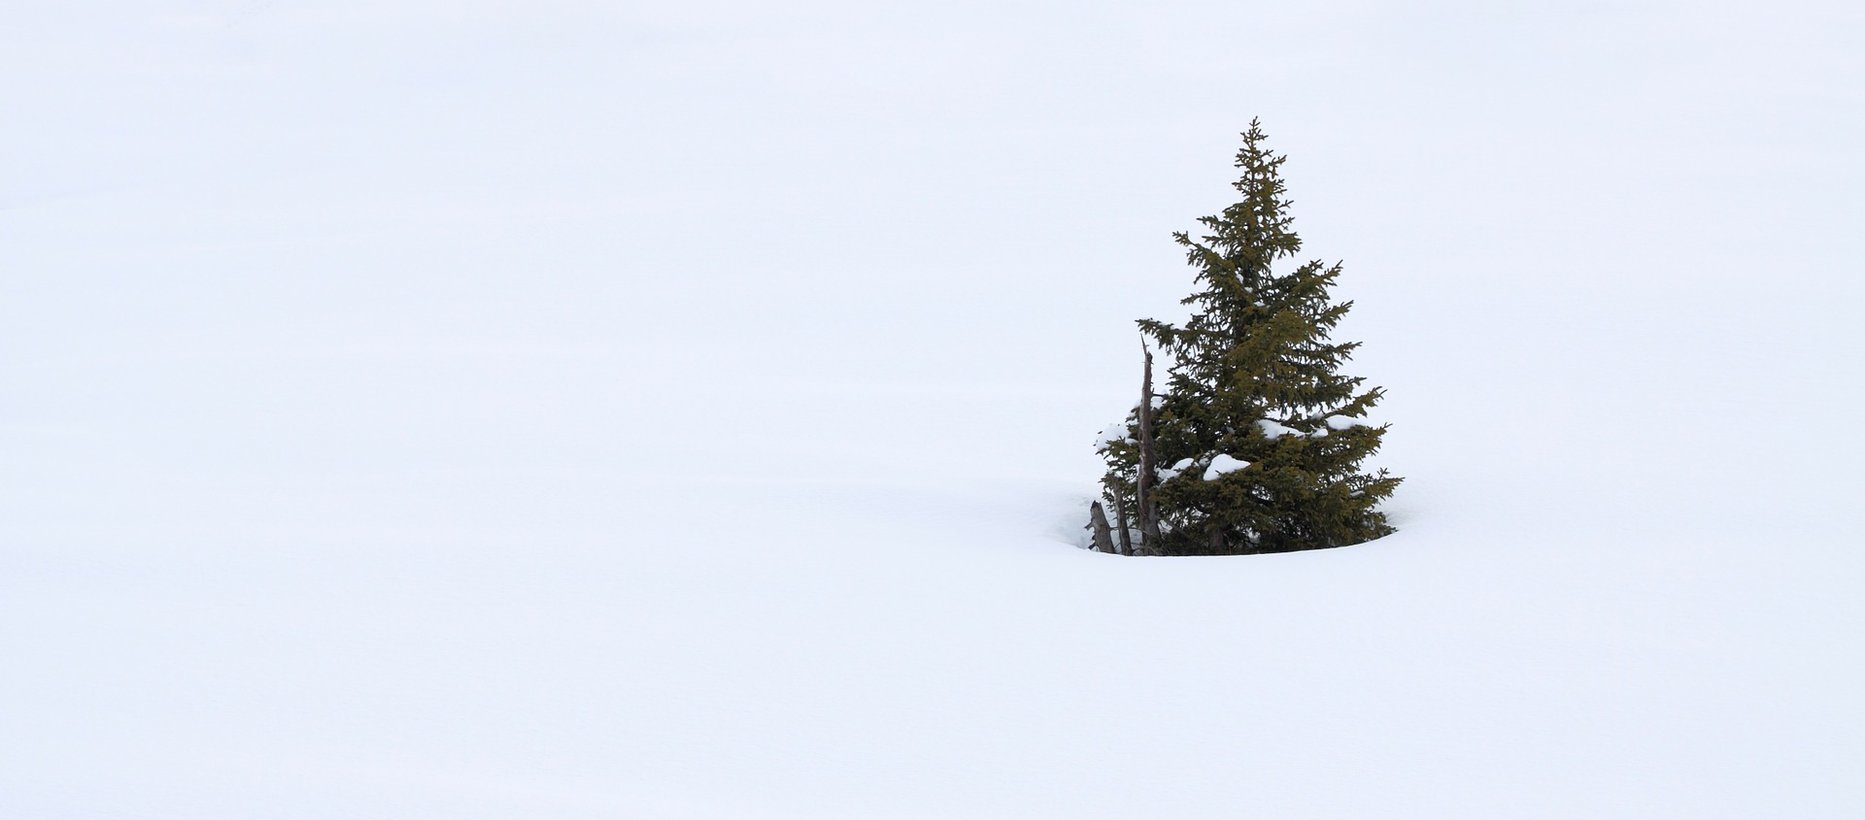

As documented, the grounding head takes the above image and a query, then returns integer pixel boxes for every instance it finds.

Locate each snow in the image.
[1158,457,1196,481]
[4,3,1864,819]
[1256,418,1302,439]
[1325,414,1365,431]
[1202,454,1252,480]
[1092,423,1130,452]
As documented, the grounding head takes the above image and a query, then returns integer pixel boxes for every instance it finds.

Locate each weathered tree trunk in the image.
[1112,492,1133,555]
[1135,341,1163,555]
[1088,501,1116,553]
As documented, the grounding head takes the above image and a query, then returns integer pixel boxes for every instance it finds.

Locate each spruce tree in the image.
[1096,120,1399,555]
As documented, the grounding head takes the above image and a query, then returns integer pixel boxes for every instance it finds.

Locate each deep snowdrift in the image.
[5,3,1862,817]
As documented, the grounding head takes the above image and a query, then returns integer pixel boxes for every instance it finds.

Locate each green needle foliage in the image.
[1097,120,1400,555]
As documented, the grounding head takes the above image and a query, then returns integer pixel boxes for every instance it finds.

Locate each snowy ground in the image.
[6,2,1864,817]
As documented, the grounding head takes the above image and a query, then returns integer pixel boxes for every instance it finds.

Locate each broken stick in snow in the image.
[1089,501,1116,553]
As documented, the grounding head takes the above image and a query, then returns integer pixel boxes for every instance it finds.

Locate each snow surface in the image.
[5,2,1865,819]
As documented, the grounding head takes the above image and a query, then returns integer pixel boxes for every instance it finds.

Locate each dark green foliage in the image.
[1097,120,1400,555]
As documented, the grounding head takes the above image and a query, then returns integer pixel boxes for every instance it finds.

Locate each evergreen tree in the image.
[1096,120,1399,555]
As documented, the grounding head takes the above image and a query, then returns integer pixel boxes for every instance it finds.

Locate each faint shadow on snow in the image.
[1049,494,1099,551]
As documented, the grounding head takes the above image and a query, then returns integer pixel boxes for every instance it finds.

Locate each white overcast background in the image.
[5,2,1863,818]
